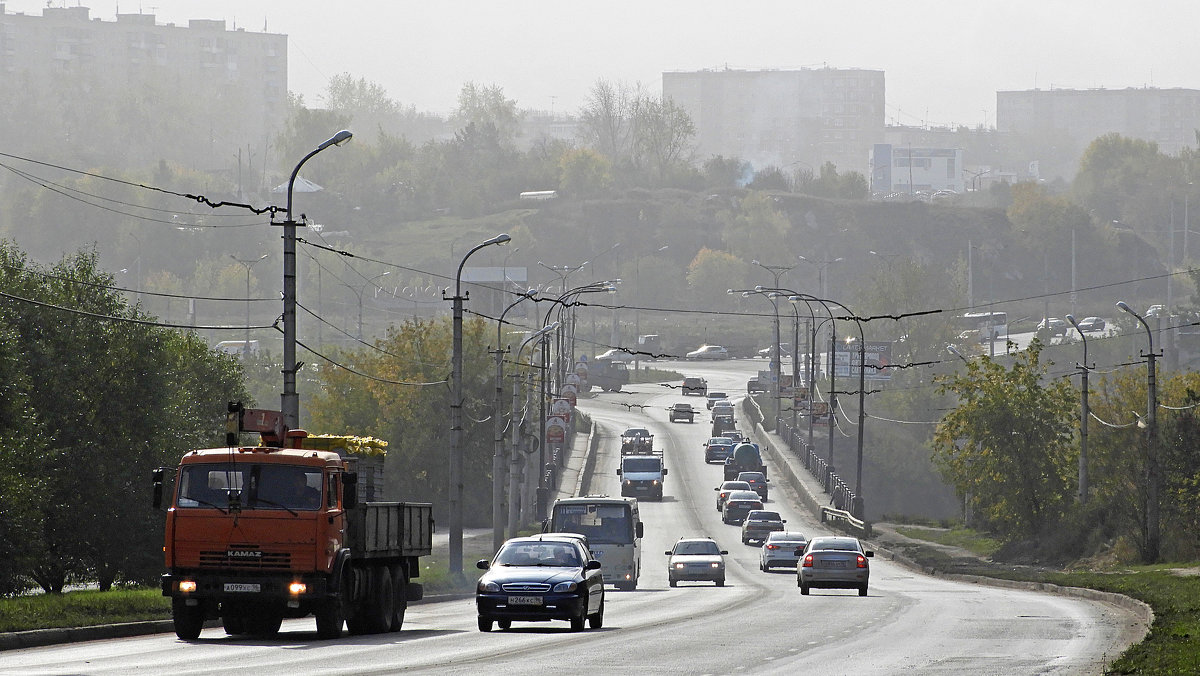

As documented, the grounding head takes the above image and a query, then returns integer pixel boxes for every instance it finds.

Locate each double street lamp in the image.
[492,288,538,551]
[1116,300,1160,563]
[448,233,512,575]
[229,253,269,356]
[1065,314,1092,504]
[282,129,352,429]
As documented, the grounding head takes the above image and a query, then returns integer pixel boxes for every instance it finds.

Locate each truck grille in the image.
[198,550,292,570]
[502,582,550,593]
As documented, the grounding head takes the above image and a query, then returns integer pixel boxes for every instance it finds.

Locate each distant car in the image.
[714,481,752,511]
[669,403,695,423]
[797,536,873,597]
[747,377,766,393]
[705,392,729,409]
[760,531,808,571]
[704,438,735,464]
[1077,316,1106,332]
[757,343,790,359]
[711,401,734,420]
[736,471,769,501]
[1147,304,1166,318]
[476,535,605,631]
[683,377,708,396]
[596,348,635,364]
[686,345,729,360]
[721,490,764,525]
[666,537,727,587]
[741,510,786,545]
[1037,317,1068,336]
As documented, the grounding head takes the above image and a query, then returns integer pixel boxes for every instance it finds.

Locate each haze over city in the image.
[6,0,1197,125]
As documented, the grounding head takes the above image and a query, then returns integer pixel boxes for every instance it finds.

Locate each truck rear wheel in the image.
[172,598,205,640]
[357,565,394,634]
[222,613,247,635]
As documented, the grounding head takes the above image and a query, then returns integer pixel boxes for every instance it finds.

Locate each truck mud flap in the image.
[407,581,424,601]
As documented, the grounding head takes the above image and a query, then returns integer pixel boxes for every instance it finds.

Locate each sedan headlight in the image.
[552,581,578,592]
[478,581,500,593]
[673,562,685,569]
[710,562,722,569]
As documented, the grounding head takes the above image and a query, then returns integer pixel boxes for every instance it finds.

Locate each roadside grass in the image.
[628,367,681,385]
[893,528,1200,674]
[0,587,169,633]
[892,525,1004,558]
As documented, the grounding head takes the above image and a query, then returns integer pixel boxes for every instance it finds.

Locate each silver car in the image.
[759,531,808,571]
[796,536,873,596]
[666,537,727,587]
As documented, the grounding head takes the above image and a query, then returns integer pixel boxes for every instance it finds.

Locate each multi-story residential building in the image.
[997,87,1200,176]
[662,67,885,175]
[0,3,286,181]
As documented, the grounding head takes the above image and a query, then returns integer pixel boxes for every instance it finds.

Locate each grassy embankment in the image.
[886,525,1200,674]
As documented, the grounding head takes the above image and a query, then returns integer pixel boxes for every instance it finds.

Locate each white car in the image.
[596,348,635,364]
[686,345,729,360]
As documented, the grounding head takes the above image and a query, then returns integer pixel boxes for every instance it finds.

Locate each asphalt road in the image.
[0,359,1145,675]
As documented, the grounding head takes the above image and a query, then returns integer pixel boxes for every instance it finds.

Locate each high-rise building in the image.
[662,67,885,175]
[0,4,287,180]
[997,87,1200,173]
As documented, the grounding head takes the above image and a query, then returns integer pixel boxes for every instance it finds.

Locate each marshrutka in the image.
[154,403,434,640]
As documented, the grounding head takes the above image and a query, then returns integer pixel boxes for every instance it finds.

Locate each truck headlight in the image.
[178,580,197,593]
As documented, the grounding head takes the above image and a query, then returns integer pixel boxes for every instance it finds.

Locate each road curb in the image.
[572,420,601,498]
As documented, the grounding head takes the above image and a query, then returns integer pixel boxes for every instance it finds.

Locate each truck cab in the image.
[617,454,667,500]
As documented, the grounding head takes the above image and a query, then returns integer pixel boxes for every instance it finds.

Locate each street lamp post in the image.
[797,254,843,299]
[492,289,537,552]
[281,129,352,430]
[448,233,511,575]
[1117,301,1160,563]
[751,261,796,402]
[511,322,557,537]
[230,253,269,356]
[1065,315,1092,504]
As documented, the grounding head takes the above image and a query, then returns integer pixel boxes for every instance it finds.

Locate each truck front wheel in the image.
[172,598,205,640]
[315,599,345,639]
[390,566,409,632]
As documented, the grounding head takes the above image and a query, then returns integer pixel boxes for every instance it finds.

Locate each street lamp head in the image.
[1065,314,1080,329]
[318,129,353,150]
[1116,300,1135,316]
[726,289,735,295]
[485,233,512,247]
[754,285,765,292]
[751,259,761,266]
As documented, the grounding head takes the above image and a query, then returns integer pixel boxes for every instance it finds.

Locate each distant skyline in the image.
[5,1,1198,128]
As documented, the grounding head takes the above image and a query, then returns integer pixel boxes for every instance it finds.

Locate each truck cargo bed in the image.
[347,502,434,559]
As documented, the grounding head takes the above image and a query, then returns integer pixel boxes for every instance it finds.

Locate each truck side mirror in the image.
[616,468,622,476]
[151,468,165,509]
[636,522,644,538]
[343,472,358,509]
[662,468,668,475]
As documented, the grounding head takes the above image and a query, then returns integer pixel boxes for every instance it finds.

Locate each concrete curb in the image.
[0,619,209,651]
[572,420,601,498]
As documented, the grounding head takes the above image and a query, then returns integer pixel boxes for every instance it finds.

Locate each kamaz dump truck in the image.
[154,404,433,640]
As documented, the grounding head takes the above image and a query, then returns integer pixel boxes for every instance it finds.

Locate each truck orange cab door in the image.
[321,471,346,572]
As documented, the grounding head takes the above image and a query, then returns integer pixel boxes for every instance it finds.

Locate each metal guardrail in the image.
[820,506,871,537]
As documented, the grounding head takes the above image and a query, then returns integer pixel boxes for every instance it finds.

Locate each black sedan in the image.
[476,535,605,632]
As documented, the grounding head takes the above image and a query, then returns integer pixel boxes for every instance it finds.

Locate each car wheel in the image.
[497,619,512,630]
[800,582,810,595]
[859,584,868,597]
[588,600,604,629]
[477,615,493,632]
[716,578,725,587]
[570,604,587,632]
[669,578,677,587]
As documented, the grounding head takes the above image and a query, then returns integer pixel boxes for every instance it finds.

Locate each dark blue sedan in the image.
[476,535,605,632]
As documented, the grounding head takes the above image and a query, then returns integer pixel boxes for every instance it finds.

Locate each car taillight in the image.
[802,554,814,567]
[765,544,779,550]
[857,554,867,568]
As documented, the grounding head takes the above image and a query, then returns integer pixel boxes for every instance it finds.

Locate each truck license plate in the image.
[224,583,261,592]
[508,595,542,606]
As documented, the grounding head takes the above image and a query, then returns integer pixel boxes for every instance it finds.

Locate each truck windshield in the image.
[551,503,634,545]
[177,463,323,511]
[622,458,661,472]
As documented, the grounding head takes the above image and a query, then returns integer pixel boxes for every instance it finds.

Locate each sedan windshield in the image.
[495,542,582,567]
[673,541,719,555]
[811,538,861,552]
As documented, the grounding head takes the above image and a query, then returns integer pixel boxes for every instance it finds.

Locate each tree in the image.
[634,96,695,182]
[453,82,523,147]
[578,79,645,171]
[719,192,792,261]
[932,340,1077,538]
[686,248,747,311]
[559,148,613,199]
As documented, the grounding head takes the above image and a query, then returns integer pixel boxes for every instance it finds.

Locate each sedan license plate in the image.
[508,595,543,606]
[819,560,847,569]
[224,583,261,592]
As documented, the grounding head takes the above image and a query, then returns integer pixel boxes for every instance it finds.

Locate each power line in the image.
[0,289,274,331]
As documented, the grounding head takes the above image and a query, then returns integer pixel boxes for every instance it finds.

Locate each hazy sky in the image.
[7,1,1198,126]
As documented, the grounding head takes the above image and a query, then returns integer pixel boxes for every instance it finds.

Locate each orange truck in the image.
[154,404,433,640]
